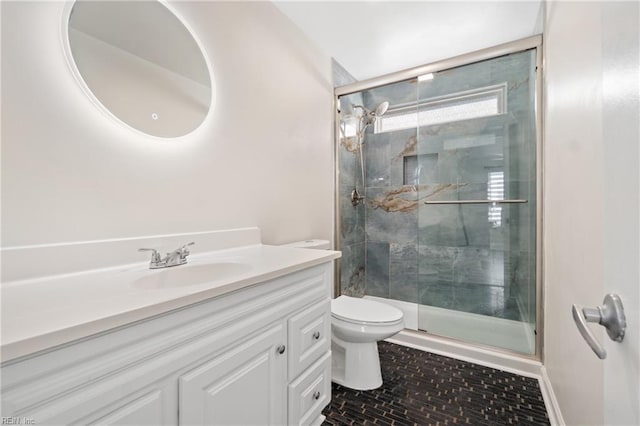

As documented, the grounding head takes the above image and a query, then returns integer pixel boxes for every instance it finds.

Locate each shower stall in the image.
[335,36,542,358]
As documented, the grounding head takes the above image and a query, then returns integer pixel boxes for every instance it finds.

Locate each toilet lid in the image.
[331,296,403,324]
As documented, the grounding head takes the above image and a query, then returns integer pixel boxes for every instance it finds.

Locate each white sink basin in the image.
[133,262,250,289]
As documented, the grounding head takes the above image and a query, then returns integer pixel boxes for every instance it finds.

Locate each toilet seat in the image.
[331,296,403,325]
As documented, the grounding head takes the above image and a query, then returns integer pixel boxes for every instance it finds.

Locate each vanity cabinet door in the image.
[179,322,287,426]
[84,383,177,426]
[1,369,179,426]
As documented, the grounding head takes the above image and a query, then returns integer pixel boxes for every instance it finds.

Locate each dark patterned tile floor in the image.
[322,342,550,425]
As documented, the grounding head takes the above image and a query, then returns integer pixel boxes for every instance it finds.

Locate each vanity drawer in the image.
[287,298,330,380]
[287,351,331,426]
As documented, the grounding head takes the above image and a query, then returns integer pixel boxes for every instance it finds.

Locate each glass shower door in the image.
[414,50,538,355]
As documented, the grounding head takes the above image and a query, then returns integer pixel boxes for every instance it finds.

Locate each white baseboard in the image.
[539,366,565,426]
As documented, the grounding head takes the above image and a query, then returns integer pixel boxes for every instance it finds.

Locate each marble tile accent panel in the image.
[340,242,365,297]
[508,250,536,324]
[452,247,506,287]
[403,153,438,186]
[419,247,534,321]
[418,280,522,321]
[456,204,498,248]
[506,119,537,183]
[338,144,361,188]
[418,204,472,247]
[418,114,508,143]
[440,146,504,185]
[417,50,535,102]
[339,184,365,246]
[363,79,417,112]
[418,246,528,318]
[389,243,418,303]
[505,202,535,253]
[417,129,507,174]
[414,134,536,189]
[364,132,391,188]
[453,283,507,318]
[333,59,357,87]
[368,183,464,217]
[417,245,455,283]
[390,132,418,162]
[365,187,418,245]
[340,135,360,154]
[465,284,522,321]
[418,181,536,248]
[388,130,419,187]
[365,128,419,189]
[365,242,390,298]
[418,279,456,310]
[368,186,419,213]
[338,92,364,117]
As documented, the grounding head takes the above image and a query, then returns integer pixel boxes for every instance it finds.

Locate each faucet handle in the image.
[180,242,195,256]
[139,248,162,264]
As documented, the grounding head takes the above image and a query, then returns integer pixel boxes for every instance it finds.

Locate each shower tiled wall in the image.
[337,92,366,297]
[339,50,537,327]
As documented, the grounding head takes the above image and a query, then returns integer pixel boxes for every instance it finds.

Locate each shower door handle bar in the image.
[424,199,528,205]
[571,294,626,360]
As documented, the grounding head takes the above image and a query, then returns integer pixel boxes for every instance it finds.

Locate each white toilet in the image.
[331,295,404,390]
[283,240,405,390]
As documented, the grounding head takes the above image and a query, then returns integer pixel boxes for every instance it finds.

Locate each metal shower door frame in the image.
[333,34,544,362]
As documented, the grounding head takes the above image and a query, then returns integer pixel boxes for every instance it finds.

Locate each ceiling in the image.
[273,1,543,81]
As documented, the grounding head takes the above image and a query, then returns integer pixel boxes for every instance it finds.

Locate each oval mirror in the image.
[64,0,213,138]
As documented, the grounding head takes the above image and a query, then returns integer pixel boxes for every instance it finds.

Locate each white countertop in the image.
[1,244,340,363]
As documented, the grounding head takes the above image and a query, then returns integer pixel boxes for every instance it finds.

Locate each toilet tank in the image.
[282,239,331,250]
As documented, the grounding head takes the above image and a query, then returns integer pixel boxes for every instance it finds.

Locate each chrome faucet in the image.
[139,242,194,269]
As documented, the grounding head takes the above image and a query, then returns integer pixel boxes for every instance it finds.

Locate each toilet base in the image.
[331,335,383,390]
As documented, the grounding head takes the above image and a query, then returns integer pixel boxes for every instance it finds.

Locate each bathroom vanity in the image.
[1,228,340,425]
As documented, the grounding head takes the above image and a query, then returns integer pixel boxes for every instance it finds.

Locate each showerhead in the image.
[349,101,390,205]
[375,101,389,117]
[352,101,390,129]
[352,101,389,118]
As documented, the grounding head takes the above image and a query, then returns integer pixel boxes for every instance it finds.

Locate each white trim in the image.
[539,366,566,426]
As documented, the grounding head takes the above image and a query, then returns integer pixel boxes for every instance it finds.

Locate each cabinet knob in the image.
[313,331,321,340]
[313,391,321,400]
[276,345,286,355]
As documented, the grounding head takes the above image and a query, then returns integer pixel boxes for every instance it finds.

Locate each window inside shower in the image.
[374,83,507,134]
[336,48,539,356]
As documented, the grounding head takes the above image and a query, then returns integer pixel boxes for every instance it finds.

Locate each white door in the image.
[544,1,639,424]
[601,2,639,424]
[179,323,287,426]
